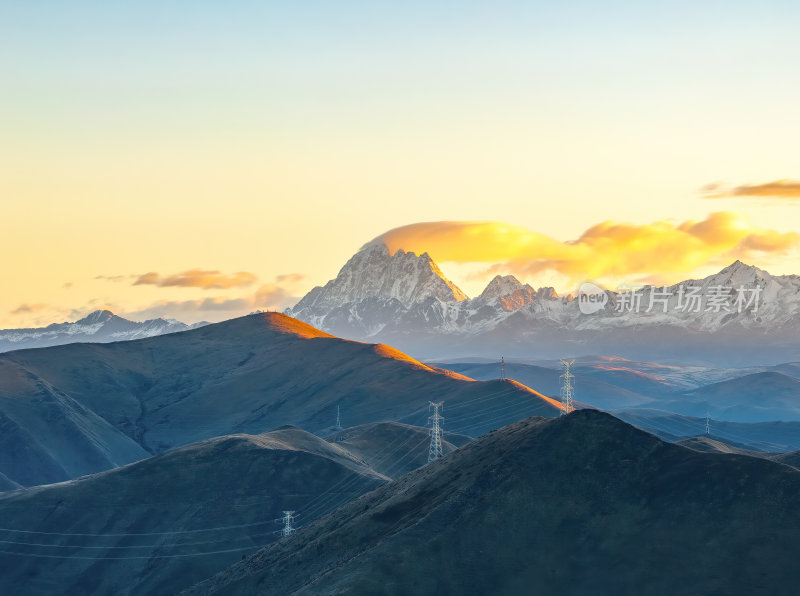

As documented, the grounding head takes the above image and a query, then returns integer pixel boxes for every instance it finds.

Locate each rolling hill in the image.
[0,313,560,487]
[676,372,800,422]
[0,426,388,596]
[613,408,800,452]
[431,360,654,410]
[185,410,800,595]
[328,421,467,478]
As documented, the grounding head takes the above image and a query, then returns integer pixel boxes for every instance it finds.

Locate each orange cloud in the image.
[375,213,799,284]
[123,283,297,322]
[10,303,48,316]
[703,179,800,199]
[133,269,258,290]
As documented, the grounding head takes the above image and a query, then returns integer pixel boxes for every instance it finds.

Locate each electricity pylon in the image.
[560,359,575,415]
[705,412,710,436]
[428,401,444,463]
[335,405,343,431]
[500,356,505,380]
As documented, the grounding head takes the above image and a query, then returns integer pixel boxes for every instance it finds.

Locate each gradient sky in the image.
[2,1,799,326]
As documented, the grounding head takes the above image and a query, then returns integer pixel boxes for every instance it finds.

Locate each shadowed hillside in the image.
[613,409,800,452]
[432,360,654,409]
[0,427,387,596]
[677,372,800,422]
[185,410,800,596]
[0,313,560,486]
[328,421,470,478]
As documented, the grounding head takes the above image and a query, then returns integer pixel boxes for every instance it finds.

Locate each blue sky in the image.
[2,1,799,324]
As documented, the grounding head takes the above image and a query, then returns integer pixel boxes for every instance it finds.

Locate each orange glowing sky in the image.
[2,2,800,327]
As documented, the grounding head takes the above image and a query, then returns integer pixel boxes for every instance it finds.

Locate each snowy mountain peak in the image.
[719,260,763,276]
[289,242,468,320]
[479,275,525,301]
[700,260,772,288]
[287,244,800,363]
[76,310,116,325]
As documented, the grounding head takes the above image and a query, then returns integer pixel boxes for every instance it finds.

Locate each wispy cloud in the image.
[702,179,800,200]
[275,273,306,286]
[133,269,258,290]
[123,283,297,322]
[375,213,800,285]
[10,303,48,315]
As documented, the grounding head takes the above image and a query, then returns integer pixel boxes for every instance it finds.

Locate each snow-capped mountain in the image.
[0,310,207,353]
[288,241,468,337]
[287,243,800,365]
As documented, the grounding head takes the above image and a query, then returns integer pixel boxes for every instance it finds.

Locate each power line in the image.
[0,520,274,537]
[0,382,563,556]
[0,544,265,561]
[0,530,277,550]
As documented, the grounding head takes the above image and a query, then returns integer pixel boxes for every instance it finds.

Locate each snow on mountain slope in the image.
[286,243,800,364]
[0,310,206,353]
[287,242,468,335]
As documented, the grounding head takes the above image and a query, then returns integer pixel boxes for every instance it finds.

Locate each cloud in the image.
[375,213,800,284]
[62,282,73,289]
[10,303,48,315]
[275,273,306,286]
[95,274,129,282]
[123,283,297,323]
[133,269,258,290]
[703,179,800,200]
[253,284,294,305]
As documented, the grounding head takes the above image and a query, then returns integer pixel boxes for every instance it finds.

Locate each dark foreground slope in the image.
[186,410,800,596]
[0,427,387,596]
[0,313,560,486]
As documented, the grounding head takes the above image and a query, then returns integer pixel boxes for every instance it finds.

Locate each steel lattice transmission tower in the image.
[428,401,445,463]
[335,405,343,431]
[560,359,575,415]
[500,356,505,380]
[280,511,296,537]
[705,412,711,436]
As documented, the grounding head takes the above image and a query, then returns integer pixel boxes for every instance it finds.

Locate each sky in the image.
[2,1,799,326]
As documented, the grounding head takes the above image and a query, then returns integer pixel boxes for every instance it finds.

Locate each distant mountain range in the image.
[287,241,800,365]
[0,310,206,353]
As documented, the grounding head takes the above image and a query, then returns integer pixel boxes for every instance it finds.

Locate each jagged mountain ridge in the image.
[289,242,468,337]
[287,242,800,364]
[0,310,207,353]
